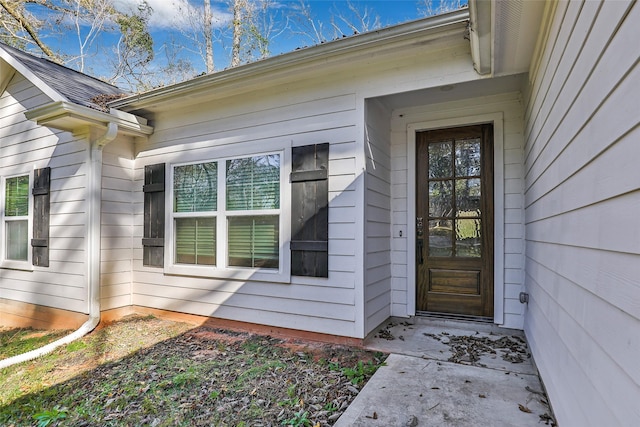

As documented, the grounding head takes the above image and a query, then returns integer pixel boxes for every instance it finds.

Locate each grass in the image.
[0,315,386,426]
[0,327,72,359]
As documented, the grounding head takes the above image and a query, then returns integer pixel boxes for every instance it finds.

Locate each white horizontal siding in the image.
[389,92,526,328]
[0,73,89,314]
[363,98,392,335]
[523,1,640,425]
[100,138,134,311]
[132,80,362,337]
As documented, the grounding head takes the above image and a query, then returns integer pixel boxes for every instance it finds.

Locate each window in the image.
[226,155,280,268]
[169,153,282,275]
[173,162,217,265]
[4,174,29,262]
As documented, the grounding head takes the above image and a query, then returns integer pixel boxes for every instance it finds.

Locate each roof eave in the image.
[25,101,154,137]
[110,8,470,112]
[0,46,66,103]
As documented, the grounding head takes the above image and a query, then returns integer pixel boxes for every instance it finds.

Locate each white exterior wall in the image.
[363,99,392,334]
[523,1,640,425]
[0,73,89,313]
[132,84,363,337]
[100,137,134,310]
[389,92,526,329]
[129,31,476,339]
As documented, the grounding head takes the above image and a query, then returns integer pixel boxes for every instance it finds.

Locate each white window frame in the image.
[1,172,33,270]
[165,145,291,283]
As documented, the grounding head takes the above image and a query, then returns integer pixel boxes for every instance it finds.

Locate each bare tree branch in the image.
[417,0,466,17]
[0,0,60,61]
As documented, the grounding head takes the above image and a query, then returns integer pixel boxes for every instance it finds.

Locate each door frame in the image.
[407,113,505,324]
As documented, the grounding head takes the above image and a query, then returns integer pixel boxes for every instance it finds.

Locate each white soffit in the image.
[492,0,545,75]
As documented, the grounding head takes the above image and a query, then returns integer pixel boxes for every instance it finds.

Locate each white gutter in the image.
[0,124,119,369]
[111,8,470,112]
[24,101,153,136]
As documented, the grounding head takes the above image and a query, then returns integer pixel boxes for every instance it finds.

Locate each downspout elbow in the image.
[96,122,118,148]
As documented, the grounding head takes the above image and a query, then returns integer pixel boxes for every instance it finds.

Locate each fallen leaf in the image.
[518,404,532,413]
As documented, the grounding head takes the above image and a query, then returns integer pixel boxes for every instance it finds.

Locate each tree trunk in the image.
[204,0,214,73]
[230,0,243,67]
[0,0,60,62]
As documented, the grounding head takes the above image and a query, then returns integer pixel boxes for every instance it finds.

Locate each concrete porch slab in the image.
[335,318,554,427]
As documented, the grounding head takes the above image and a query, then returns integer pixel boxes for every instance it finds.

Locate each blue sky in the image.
[34,0,465,87]
[141,0,442,63]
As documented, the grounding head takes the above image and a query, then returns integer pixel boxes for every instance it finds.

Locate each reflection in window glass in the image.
[228,216,279,268]
[5,175,29,261]
[426,136,484,258]
[428,220,452,257]
[6,221,28,260]
[455,138,481,177]
[6,175,29,216]
[227,155,280,211]
[174,162,217,212]
[456,218,481,257]
[175,217,216,265]
[171,153,281,272]
[428,141,452,179]
[455,178,481,215]
[429,180,453,217]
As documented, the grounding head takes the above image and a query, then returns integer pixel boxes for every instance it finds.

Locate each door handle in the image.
[417,238,424,264]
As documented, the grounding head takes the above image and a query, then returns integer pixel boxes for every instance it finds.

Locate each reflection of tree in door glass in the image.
[455,138,481,177]
[426,136,483,258]
[428,141,452,178]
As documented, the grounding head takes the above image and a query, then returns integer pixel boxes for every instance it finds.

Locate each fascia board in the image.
[25,101,154,136]
[111,8,470,111]
[0,47,66,103]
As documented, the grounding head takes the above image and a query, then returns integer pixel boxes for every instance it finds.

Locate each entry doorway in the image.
[415,124,494,318]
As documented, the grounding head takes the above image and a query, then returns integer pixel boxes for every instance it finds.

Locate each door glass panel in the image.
[428,180,453,217]
[456,218,481,257]
[428,141,452,178]
[428,219,452,257]
[455,138,481,177]
[426,130,485,259]
[455,178,481,215]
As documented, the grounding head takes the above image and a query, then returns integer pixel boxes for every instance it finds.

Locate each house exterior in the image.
[0,1,638,424]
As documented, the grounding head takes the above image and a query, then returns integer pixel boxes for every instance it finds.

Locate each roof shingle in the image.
[0,42,126,110]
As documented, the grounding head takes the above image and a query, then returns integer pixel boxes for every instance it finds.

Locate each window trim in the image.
[164,147,291,283]
[1,172,33,270]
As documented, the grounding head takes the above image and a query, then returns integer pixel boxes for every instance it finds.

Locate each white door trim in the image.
[407,112,505,324]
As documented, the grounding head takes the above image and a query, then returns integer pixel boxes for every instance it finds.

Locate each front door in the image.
[416,124,494,318]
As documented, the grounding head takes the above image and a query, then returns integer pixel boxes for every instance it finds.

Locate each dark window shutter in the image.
[31,167,50,267]
[291,143,329,277]
[143,163,165,267]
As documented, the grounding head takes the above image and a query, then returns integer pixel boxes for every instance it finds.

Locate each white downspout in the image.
[0,123,118,369]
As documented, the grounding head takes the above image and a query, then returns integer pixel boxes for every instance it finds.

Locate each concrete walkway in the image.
[336,318,555,427]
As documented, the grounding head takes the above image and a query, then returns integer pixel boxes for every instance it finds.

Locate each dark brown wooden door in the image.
[416,124,494,318]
